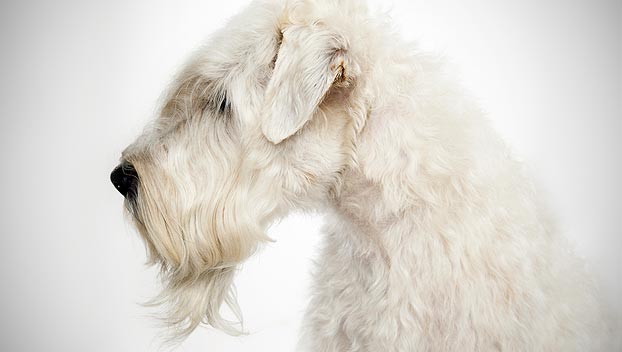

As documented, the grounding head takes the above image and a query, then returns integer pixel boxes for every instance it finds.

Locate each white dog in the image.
[111,0,608,350]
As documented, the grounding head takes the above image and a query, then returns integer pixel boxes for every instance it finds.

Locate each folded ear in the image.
[261,26,349,144]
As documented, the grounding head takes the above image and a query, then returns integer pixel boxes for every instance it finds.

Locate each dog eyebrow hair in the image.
[161,73,233,120]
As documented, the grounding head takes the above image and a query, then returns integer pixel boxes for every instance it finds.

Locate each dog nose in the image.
[110,162,139,198]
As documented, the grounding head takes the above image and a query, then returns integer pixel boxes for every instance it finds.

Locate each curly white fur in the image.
[115,0,609,350]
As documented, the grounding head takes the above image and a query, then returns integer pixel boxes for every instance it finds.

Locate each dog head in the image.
[111,0,370,338]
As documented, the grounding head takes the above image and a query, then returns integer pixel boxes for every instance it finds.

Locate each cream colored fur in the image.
[116,0,609,350]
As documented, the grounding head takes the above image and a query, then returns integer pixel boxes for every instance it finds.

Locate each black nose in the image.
[110,162,139,198]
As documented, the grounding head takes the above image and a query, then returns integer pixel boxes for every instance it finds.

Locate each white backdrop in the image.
[0,0,619,351]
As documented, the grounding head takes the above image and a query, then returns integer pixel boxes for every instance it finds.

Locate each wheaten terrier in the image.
[111,0,608,350]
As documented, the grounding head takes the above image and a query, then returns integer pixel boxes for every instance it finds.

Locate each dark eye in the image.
[218,93,230,113]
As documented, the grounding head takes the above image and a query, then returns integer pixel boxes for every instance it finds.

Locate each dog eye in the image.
[218,94,230,114]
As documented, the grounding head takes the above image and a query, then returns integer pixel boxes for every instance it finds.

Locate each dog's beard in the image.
[125,199,246,340]
[122,169,272,340]
[148,265,243,340]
